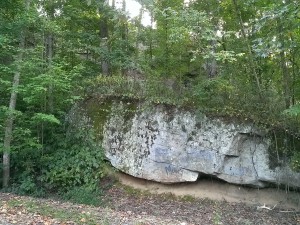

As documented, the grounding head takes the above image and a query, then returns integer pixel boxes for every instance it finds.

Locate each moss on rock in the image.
[85,98,113,141]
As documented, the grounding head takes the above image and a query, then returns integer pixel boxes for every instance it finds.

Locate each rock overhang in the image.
[75,98,300,188]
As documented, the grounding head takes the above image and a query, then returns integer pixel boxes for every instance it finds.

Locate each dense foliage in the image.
[0,0,300,194]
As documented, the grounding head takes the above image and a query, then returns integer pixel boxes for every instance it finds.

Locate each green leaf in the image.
[32,113,61,125]
[283,104,300,117]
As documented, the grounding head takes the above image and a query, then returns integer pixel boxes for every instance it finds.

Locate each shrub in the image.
[41,126,105,191]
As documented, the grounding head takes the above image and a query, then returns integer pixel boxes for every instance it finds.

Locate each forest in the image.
[0,0,300,198]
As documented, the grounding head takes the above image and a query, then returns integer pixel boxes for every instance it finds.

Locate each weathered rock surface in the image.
[81,98,300,188]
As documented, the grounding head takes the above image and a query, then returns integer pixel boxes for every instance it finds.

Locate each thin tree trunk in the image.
[2,65,22,187]
[277,19,291,109]
[100,35,109,76]
[149,11,154,61]
[205,39,218,78]
[122,0,126,13]
[121,0,128,75]
[47,33,54,113]
[99,1,109,76]
[2,0,29,188]
[280,50,291,109]
[232,0,262,94]
[135,7,143,60]
[164,13,169,76]
[204,2,218,78]
[289,48,298,106]
[111,0,115,9]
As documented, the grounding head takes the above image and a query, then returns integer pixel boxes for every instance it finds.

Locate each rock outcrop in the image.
[78,98,300,188]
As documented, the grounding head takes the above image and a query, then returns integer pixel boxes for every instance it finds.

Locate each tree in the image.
[99,0,110,75]
[2,0,31,188]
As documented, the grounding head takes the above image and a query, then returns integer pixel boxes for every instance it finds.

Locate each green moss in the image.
[81,96,139,145]
[85,98,113,141]
[123,100,138,121]
[119,99,138,134]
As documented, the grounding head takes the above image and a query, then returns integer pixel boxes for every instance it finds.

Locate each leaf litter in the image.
[0,185,299,225]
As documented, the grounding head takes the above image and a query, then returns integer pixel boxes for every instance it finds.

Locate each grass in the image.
[61,186,103,206]
[180,194,196,202]
[122,184,151,197]
[212,201,224,225]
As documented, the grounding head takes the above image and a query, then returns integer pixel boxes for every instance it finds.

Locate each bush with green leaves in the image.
[41,126,105,191]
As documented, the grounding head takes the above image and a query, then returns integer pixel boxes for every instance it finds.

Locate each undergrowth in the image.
[2,124,110,207]
[61,186,103,206]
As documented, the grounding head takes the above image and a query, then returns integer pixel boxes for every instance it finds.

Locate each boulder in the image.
[78,98,300,188]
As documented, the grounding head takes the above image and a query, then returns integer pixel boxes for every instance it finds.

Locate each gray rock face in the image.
[93,100,300,188]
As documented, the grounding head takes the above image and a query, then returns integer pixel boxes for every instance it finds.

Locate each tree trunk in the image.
[46,33,54,113]
[2,0,29,188]
[100,37,109,76]
[277,19,291,109]
[149,11,154,61]
[121,0,128,75]
[2,66,22,187]
[135,7,143,60]
[164,12,169,76]
[231,0,262,94]
[289,48,298,106]
[111,0,115,9]
[205,39,218,78]
[280,51,291,109]
[99,2,109,76]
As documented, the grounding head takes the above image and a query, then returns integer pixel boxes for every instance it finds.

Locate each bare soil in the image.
[117,172,300,209]
[0,173,299,225]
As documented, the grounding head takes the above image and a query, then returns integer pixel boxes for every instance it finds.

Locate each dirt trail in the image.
[117,172,300,209]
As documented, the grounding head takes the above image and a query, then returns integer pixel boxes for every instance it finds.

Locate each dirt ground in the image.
[117,172,300,209]
[0,173,299,225]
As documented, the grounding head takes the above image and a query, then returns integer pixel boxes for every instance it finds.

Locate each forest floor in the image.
[0,175,299,225]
